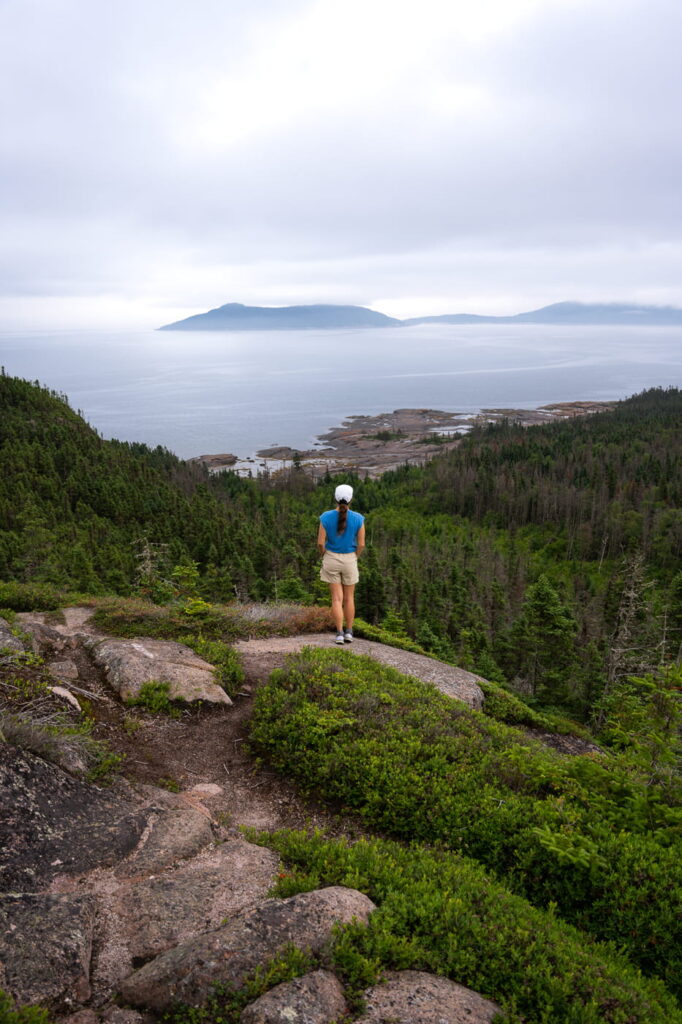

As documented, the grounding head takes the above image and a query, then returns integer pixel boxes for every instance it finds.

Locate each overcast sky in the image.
[2,0,681,328]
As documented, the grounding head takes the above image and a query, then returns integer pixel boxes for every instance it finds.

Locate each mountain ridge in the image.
[160,299,682,330]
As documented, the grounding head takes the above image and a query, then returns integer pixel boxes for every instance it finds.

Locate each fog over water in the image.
[2,324,681,461]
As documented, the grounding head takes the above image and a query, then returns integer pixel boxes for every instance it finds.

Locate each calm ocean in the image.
[1,323,681,461]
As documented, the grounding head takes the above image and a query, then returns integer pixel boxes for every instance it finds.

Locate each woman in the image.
[317,483,365,644]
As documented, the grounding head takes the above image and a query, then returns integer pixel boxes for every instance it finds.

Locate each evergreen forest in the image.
[2,371,682,1023]
[1,371,680,723]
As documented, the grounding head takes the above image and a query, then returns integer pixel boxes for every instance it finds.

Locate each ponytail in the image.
[337,500,348,535]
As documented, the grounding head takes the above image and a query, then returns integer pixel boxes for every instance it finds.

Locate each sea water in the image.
[1,323,681,461]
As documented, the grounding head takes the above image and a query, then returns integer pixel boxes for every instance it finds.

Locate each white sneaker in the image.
[344,630,353,643]
[335,632,345,645]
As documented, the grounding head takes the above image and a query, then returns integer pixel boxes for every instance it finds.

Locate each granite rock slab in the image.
[240,969,347,1024]
[0,892,96,1010]
[121,886,376,1011]
[356,970,501,1024]
[83,636,232,705]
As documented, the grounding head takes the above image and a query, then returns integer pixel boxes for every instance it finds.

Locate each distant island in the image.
[159,300,682,331]
[159,302,400,331]
[403,301,682,326]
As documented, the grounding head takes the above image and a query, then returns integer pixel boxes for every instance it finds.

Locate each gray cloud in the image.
[2,0,682,325]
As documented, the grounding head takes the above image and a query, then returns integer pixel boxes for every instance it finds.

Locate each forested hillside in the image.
[2,372,681,1023]
[1,372,680,721]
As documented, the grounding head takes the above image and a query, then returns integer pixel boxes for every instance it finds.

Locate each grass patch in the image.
[249,648,682,996]
[125,680,181,717]
[91,596,332,644]
[0,711,123,780]
[181,635,245,697]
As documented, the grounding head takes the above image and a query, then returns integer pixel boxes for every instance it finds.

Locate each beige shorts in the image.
[320,551,359,585]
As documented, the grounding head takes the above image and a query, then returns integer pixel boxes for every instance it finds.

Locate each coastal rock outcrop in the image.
[114,806,215,879]
[82,636,232,705]
[234,634,486,710]
[120,886,376,1011]
[356,970,501,1024]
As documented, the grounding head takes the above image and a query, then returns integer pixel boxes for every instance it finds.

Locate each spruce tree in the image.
[506,574,578,707]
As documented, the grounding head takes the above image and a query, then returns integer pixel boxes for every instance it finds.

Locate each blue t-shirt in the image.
[320,508,364,553]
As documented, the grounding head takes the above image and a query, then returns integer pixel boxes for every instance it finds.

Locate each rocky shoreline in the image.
[191,400,615,479]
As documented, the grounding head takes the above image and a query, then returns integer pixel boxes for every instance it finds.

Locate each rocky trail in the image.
[12,609,487,833]
[0,608,504,1023]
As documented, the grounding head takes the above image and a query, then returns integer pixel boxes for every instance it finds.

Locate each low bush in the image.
[0,581,87,611]
[91,599,249,642]
[181,635,245,697]
[353,618,584,734]
[124,680,181,716]
[250,648,682,996]
[162,946,314,1024]
[248,829,682,1024]
[0,991,51,1024]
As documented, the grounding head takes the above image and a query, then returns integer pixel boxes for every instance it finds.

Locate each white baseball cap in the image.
[334,484,353,503]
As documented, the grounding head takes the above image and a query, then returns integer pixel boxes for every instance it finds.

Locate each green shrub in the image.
[248,829,682,1024]
[353,618,426,655]
[0,581,63,612]
[162,945,314,1024]
[353,618,583,734]
[0,992,51,1024]
[180,597,213,617]
[0,581,90,612]
[125,680,180,716]
[250,648,682,996]
[87,748,124,783]
[182,635,245,697]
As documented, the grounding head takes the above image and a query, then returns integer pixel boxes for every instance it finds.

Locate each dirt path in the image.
[16,610,379,838]
[95,631,479,836]
[16,609,596,839]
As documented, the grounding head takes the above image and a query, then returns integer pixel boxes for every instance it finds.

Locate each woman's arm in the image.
[356,524,365,557]
[317,522,327,556]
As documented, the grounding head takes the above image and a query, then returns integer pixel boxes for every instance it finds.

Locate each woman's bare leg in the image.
[342,584,356,630]
[329,583,344,632]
